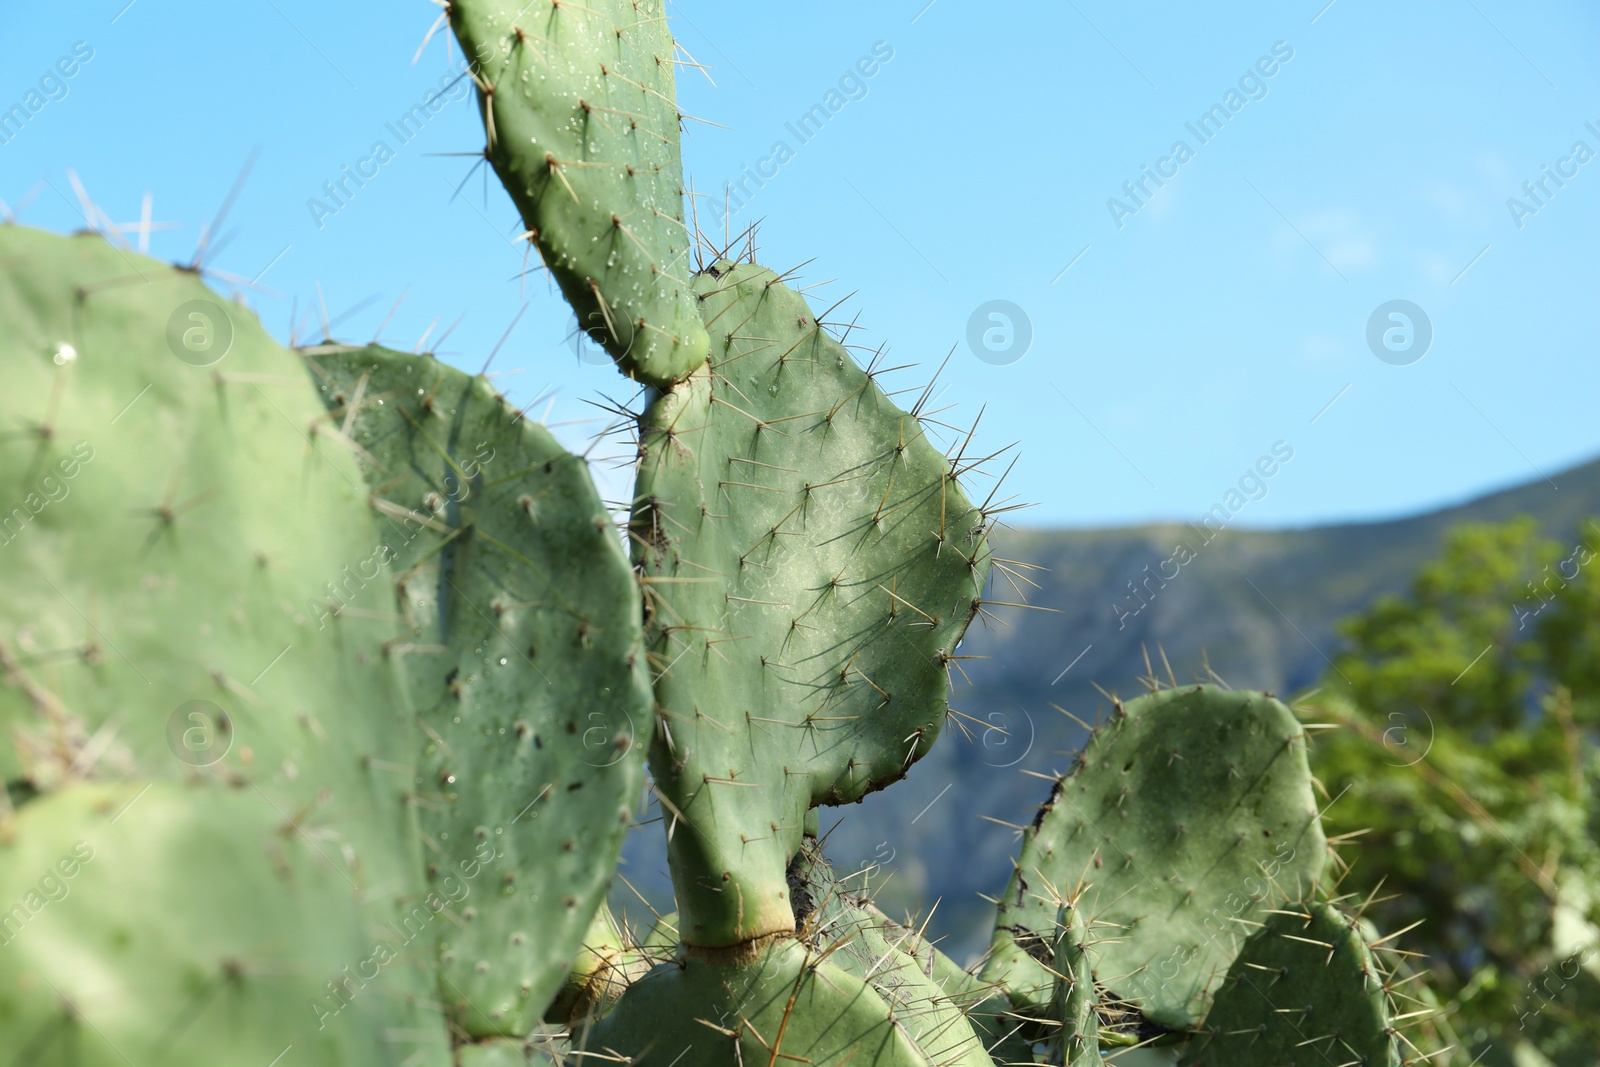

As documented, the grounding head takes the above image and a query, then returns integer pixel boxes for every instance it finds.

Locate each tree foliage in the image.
[1307,517,1600,1065]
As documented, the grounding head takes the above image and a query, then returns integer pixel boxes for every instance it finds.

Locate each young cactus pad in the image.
[984,686,1326,1029]
[308,345,653,1036]
[789,843,994,1066]
[542,901,658,1026]
[583,937,945,1066]
[1181,900,1405,1067]
[1053,898,1104,1067]
[631,260,993,947]
[448,0,710,387]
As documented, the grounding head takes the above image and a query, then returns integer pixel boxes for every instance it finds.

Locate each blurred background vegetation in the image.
[1307,515,1600,1066]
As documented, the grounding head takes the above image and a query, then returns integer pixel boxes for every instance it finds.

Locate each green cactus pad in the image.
[631,260,991,947]
[0,226,439,1022]
[1054,900,1104,1066]
[984,686,1326,1029]
[0,782,450,1067]
[924,936,1036,1065]
[640,909,681,951]
[1181,900,1404,1067]
[789,844,993,1066]
[448,0,708,386]
[581,938,938,1066]
[455,1043,527,1067]
[308,345,653,1036]
[0,227,415,810]
[543,900,657,1025]
[455,1039,560,1067]
[544,902,628,1024]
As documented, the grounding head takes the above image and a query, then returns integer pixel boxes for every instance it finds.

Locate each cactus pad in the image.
[583,938,941,1066]
[309,345,653,1035]
[631,260,991,946]
[0,782,450,1067]
[984,686,1326,1029]
[447,0,709,386]
[543,901,658,1025]
[789,844,994,1066]
[455,1039,560,1066]
[1054,899,1104,1066]
[1181,900,1404,1067]
[0,228,417,818]
[0,229,441,1042]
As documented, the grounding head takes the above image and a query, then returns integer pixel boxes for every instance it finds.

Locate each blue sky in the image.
[4,0,1596,529]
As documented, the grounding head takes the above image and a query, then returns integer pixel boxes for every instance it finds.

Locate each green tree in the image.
[1307,517,1600,1066]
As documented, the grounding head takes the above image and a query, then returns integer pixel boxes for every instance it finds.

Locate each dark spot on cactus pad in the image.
[1001,925,1054,966]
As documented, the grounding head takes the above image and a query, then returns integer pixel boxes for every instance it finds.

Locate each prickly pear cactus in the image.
[1052,898,1104,1067]
[543,901,657,1026]
[631,260,992,947]
[0,783,442,1066]
[0,226,450,1065]
[789,844,995,1066]
[1181,900,1405,1067]
[984,686,1326,1030]
[448,0,709,386]
[583,936,941,1066]
[307,345,654,1037]
[585,842,997,1066]
[0,5,1458,1064]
